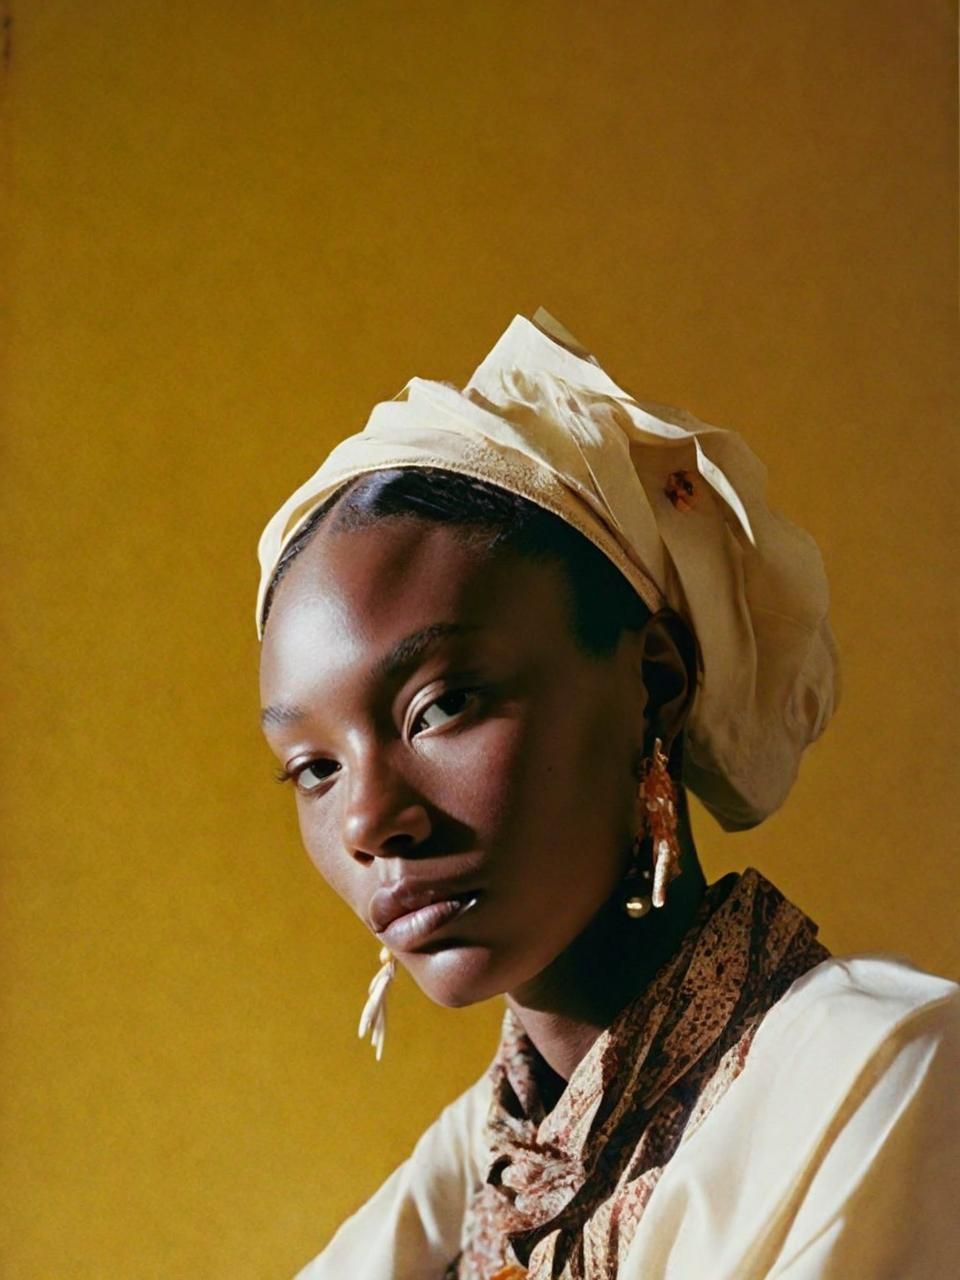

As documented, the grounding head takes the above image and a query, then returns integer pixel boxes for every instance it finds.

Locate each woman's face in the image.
[259,516,650,1008]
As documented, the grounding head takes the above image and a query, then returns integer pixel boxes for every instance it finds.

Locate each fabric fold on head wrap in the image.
[256,308,840,832]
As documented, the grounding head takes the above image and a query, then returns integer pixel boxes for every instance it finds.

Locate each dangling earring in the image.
[622,842,653,919]
[623,737,681,917]
[358,945,396,1062]
[644,737,681,908]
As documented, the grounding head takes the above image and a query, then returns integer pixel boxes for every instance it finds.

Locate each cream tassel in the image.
[358,945,396,1062]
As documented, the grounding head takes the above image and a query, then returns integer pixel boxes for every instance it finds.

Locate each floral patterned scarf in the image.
[446,868,829,1280]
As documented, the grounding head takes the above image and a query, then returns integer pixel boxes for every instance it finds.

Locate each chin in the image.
[404,943,513,1009]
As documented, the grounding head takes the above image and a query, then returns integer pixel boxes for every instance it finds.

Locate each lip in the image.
[369,878,481,951]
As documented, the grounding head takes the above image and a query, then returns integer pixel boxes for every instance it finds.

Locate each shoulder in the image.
[626,959,960,1277]
[770,952,957,1014]
[748,953,959,1077]
[409,1068,494,1169]
[686,953,960,1149]
[713,953,960,1225]
[674,953,960,1213]
[292,1072,494,1280]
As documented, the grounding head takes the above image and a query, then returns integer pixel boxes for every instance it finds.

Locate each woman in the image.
[257,311,958,1279]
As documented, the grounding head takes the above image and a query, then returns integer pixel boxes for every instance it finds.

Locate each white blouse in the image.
[295,956,959,1279]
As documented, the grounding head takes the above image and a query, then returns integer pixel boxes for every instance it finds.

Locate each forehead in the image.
[258,518,573,702]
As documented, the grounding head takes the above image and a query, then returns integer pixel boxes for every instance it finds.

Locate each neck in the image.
[505,811,706,1088]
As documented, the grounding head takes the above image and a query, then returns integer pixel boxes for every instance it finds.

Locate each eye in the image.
[411,688,480,735]
[276,759,341,795]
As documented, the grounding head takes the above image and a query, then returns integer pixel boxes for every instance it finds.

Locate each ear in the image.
[635,609,699,765]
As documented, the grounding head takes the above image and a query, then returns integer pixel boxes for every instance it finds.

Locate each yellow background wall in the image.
[2,2,956,1275]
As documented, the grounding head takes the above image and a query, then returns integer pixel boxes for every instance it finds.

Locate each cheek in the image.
[465,695,633,926]
[295,798,364,916]
[424,713,557,856]
[502,693,630,856]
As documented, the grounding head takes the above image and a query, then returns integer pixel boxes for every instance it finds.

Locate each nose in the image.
[339,748,433,864]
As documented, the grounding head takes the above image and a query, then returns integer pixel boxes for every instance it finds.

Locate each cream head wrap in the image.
[256,309,839,832]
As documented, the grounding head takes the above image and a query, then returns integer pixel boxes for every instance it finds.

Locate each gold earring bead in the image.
[624,893,652,919]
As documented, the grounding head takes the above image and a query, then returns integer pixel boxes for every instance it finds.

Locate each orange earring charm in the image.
[623,737,682,918]
[639,737,682,909]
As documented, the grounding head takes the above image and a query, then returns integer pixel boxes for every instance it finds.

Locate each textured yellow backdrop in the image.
[2,2,957,1276]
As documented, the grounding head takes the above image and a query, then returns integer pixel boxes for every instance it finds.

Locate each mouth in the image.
[369,880,482,952]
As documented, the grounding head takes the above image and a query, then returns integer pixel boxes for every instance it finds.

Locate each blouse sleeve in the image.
[293,1072,492,1280]
[767,985,960,1279]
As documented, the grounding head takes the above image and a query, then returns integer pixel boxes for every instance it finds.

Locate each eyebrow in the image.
[259,622,482,728]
